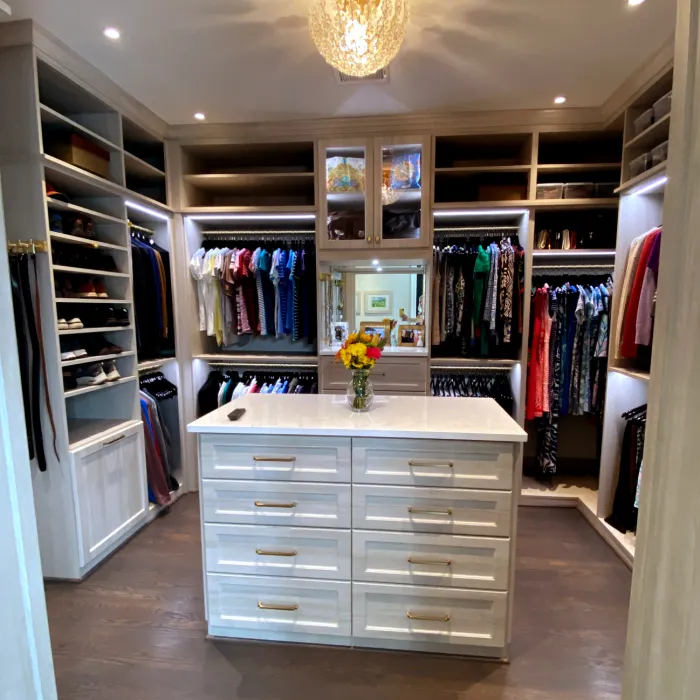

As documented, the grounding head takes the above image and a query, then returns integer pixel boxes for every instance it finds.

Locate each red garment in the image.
[620,231,660,358]
[526,289,546,421]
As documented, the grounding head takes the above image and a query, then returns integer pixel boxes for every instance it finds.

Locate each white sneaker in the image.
[66,317,84,330]
[75,363,108,386]
[57,318,69,330]
[103,361,121,382]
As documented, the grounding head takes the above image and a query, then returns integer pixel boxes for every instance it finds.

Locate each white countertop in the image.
[187,394,527,442]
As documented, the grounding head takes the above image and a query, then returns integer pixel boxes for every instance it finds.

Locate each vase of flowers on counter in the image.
[335,331,386,412]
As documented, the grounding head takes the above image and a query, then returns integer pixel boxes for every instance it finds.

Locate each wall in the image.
[354,272,419,331]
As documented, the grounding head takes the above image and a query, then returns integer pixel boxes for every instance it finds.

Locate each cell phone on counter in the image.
[228,408,247,422]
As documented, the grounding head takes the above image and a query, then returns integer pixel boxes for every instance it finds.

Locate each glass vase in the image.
[346,369,374,412]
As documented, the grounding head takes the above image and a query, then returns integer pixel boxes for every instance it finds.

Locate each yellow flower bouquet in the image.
[335,332,386,411]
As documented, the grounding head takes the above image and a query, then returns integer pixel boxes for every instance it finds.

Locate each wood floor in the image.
[45,496,632,700]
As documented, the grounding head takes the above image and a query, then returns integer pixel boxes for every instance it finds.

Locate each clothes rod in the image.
[209,363,318,370]
[432,364,513,372]
[7,239,48,254]
[532,264,615,271]
[202,230,315,236]
[129,222,156,235]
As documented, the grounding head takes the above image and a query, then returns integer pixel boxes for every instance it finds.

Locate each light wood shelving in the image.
[64,376,137,399]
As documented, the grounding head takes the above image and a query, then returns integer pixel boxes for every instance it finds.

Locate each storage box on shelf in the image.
[621,68,673,188]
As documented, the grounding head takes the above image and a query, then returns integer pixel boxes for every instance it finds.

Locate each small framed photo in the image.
[360,321,390,341]
[364,291,393,315]
[399,323,424,347]
[331,321,349,346]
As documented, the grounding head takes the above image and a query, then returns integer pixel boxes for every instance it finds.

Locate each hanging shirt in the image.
[635,230,662,346]
[285,250,296,336]
[251,248,267,335]
[189,248,207,331]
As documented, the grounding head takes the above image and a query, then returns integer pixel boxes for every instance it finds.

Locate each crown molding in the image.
[600,35,675,126]
[167,106,605,144]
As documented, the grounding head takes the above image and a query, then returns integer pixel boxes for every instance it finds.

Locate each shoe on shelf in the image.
[57,318,69,331]
[50,213,64,234]
[76,279,98,298]
[54,280,64,298]
[114,308,130,326]
[75,363,108,387]
[84,220,95,239]
[105,307,118,326]
[85,335,123,356]
[66,317,83,330]
[103,360,121,382]
[62,369,77,391]
[93,279,109,298]
[60,338,88,361]
[69,217,86,239]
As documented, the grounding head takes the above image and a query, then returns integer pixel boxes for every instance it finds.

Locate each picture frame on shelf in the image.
[331,321,349,346]
[398,323,425,347]
[364,291,393,315]
[360,320,391,342]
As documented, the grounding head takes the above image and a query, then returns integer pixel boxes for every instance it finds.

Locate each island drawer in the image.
[202,480,351,528]
[352,484,512,537]
[200,435,351,483]
[321,355,428,394]
[352,530,510,590]
[204,524,351,580]
[352,582,507,648]
[351,438,514,490]
[208,573,351,638]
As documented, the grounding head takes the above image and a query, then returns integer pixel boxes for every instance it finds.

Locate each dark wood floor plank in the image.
[45,495,631,700]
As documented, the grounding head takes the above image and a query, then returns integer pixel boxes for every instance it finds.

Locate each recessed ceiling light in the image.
[194,112,206,121]
[628,0,646,6]
[554,95,567,105]
[372,259,379,265]
[376,267,383,272]
[103,27,121,40]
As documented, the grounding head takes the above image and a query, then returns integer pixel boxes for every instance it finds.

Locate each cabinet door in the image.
[318,138,375,250]
[70,423,148,568]
[374,135,432,249]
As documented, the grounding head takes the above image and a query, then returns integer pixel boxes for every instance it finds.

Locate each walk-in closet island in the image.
[188,393,527,658]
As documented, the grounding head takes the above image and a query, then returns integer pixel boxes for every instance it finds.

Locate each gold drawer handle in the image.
[408,556,452,566]
[258,601,299,612]
[253,456,297,463]
[256,549,298,557]
[408,460,454,468]
[373,372,386,377]
[103,434,126,447]
[408,506,454,516]
[255,501,298,509]
[407,611,450,622]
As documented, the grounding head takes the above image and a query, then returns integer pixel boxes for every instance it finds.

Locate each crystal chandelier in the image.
[309,0,409,78]
[381,183,401,206]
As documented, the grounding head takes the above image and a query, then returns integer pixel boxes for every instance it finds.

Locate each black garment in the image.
[606,420,644,533]
[10,255,47,471]
[197,371,225,417]
[153,243,176,354]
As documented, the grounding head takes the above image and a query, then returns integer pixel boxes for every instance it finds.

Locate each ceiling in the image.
[4,0,676,125]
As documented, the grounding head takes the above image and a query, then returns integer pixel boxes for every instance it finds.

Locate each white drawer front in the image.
[202,480,351,528]
[200,435,351,482]
[352,438,513,491]
[353,582,507,648]
[208,574,351,638]
[352,485,512,536]
[205,524,351,580]
[353,530,510,590]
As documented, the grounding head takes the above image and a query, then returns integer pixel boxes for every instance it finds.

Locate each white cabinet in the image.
[70,422,148,568]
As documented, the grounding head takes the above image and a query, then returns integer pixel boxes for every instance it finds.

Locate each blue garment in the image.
[132,239,164,335]
[277,249,288,335]
[280,380,289,394]
[285,250,295,335]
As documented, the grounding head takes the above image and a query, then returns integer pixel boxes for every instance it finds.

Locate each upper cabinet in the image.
[319,135,431,250]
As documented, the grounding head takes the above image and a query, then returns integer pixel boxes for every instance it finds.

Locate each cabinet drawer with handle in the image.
[352,438,514,490]
[208,573,351,638]
[204,524,351,580]
[200,435,351,482]
[352,484,512,536]
[353,582,507,648]
[202,480,351,528]
[353,530,510,590]
[321,355,427,393]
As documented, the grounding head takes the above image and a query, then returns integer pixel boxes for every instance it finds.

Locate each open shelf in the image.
[62,351,135,368]
[40,104,121,153]
[52,265,129,278]
[435,165,531,174]
[45,197,126,225]
[616,161,667,194]
[435,133,533,168]
[64,376,137,399]
[56,297,131,304]
[183,205,317,217]
[67,418,141,450]
[194,353,319,366]
[432,199,619,211]
[430,357,519,368]
[137,358,176,372]
[124,151,166,180]
[184,172,314,191]
[537,131,623,166]
[610,366,650,382]
[49,231,127,252]
[537,163,622,172]
[625,113,671,152]
[532,249,616,257]
[43,154,123,198]
[59,326,134,336]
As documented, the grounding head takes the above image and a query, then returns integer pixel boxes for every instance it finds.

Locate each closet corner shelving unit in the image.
[0,35,187,580]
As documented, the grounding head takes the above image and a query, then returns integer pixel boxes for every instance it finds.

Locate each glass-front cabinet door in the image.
[374,135,431,249]
[318,138,375,250]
